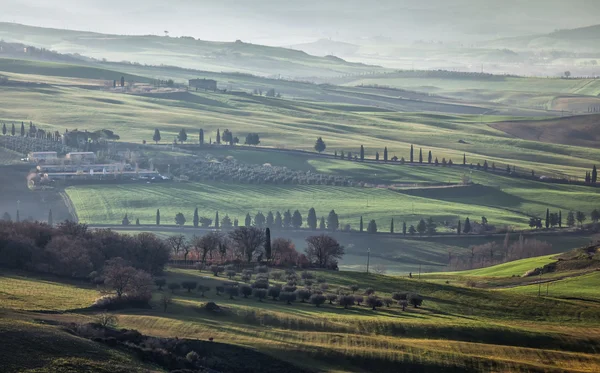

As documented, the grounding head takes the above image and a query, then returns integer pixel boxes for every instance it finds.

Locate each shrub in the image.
[241,272,252,282]
[320,283,329,291]
[215,285,225,295]
[253,288,267,301]
[301,271,315,280]
[326,294,337,304]
[186,351,199,363]
[296,288,311,303]
[181,281,197,293]
[240,284,252,298]
[279,291,297,305]
[354,295,364,306]
[154,278,166,290]
[226,270,237,279]
[167,283,181,293]
[384,298,394,307]
[282,285,297,293]
[408,293,423,308]
[267,286,281,300]
[364,288,375,296]
[210,265,220,276]
[366,296,383,310]
[198,285,210,297]
[310,294,326,307]
[339,295,355,309]
[392,292,408,301]
[225,286,239,299]
[304,279,314,287]
[271,271,283,281]
[252,279,269,289]
[92,294,150,310]
[350,284,359,293]
[317,277,326,283]
[256,265,269,274]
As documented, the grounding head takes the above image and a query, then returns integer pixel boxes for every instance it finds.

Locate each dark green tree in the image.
[245,213,252,227]
[428,150,432,164]
[576,211,586,228]
[390,218,394,233]
[319,216,326,230]
[292,210,303,229]
[193,207,199,227]
[463,217,471,234]
[463,153,466,165]
[266,211,274,228]
[457,219,461,235]
[360,145,364,161]
[156,209,160,226]
[410,144,414,163]
[283,209,292,229]
[384,147,388,162]
[367,219,377,234]
[221,214,233,229]
[408,225,416,235]
[175,212,186,226]
[375,152,379,161]
[265,228,272,262]
[254,212,266,228]
[274,211,283,229]
[11,123,15,136]
[2,123,6,135]
[402,221,407,236]
[307,208,317,230]
[545,208,550,229]
[48,209,53,226]
[215,211,219,229]
[593,165,598,184]
[416,219,427,236]
[178,128,188,143]
[216,129,221,144]
[559,210,562,228]
[314,137,326,153]
[419,148,423,163]
[122,213,130,226]
[327,210,339,231]
[359,216,363,232]
[591,209,600,223]
[426,217,436,235]
[153,128,161,144]
[199,129,204,144]
[20,122,25,137]
[567,211,575,227]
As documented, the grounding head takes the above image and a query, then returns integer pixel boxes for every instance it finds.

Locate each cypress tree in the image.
[20,122,25,137]
[410,145,414,163]
[360,145,364,161]
[390,218,394,233]
[11,123,15,136]
[428,150,432,164]
[593,165,598,184]
[265,228,272,262]
[245,213,252,227]
[375,152,379,161]
[384,147,388,162]
[307,208,317,230]
[545,208,550,229]
[559,210,562,228]
[419,148,423,163]
[359,216,363,232]
[319,216,326,230]
[402,222,407,236]
[193,207,199,227]
[215,211,219,229]
[16,209,19,223]
[48,209,53,226]
[156,209,160,225]
[153,128,161,144]
[463,217,471,234]
[463,153,466,165]
[199,129,204,144]
[216,129,221,144]
[457,219,461,235]
[2,123,6,136]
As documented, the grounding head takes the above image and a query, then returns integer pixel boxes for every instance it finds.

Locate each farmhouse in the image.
[189,78,217,91]
[65,151,96,163]
[28,151,57,163]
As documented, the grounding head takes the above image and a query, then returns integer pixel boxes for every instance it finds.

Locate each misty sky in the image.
[2,0,600,45]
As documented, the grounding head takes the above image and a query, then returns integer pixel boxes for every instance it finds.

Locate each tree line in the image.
[152,128,259,146]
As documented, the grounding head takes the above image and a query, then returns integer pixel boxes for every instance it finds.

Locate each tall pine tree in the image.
[463,153,466,165]
[463,217,471,234]
[457,219,461,235]
[156,209,160,226]
[193,207,199,227]
[11,123,15,136]
[410,145,414,163]
[307,208,317,230]
[215,211,219,229]
[360,145,364,161]
[402,221,407,236]
[319,216,326,230]
[360,216,363,232]
[2,123,6,136]
[199,129,204,145]
[245,213,252,227]
[153,128,161,144]
[559,210,562,228]
[20,122,25,137]
[545,208,550,229]
[384,147,388,162]
[428,150,432,164]
[419,148,423,163]
[593,165,598,184]
[216,129,221,144]
[390,218,394,233]
[265,228,272,262]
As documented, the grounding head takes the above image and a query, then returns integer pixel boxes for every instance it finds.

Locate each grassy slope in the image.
[3,269,600,372]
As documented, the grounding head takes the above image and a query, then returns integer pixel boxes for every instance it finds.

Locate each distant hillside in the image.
[485,24,600,52]
[490,114,600,148]
[0,22,385,79]
[289,39,360,58]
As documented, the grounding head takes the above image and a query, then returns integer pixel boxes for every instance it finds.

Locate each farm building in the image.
[189,78,217,91]
[65,152,97,163]
[28,151,58,163]
[37,163,131,173]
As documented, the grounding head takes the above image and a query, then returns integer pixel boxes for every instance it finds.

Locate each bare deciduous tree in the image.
[305,235,344,268]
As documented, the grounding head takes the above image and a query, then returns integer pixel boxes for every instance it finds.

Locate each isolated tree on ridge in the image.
[153,128,161,144]
[314,137,326,153]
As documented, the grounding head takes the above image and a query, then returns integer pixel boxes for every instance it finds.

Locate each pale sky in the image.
[1,0,599,45]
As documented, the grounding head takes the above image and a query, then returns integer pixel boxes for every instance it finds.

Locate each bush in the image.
[339,295,355,309]
[225,286,239,299]
[215,285,225,295]
[408,293,423,308]
[350,284,359,293]
[364,288,375,296]
[92,294,151,310]
[252,279,269,289]
[279,291,296,305]
[267,286,281,300]
[240,284,252,298]
[326,294,337,304]
[181,281,197,293]
[310,294,326,307]
[186,351,199,363]
[384,298,394,307]
[366,296,383,310]
[197,285,210,297]
[210,265,220,276]
[226,270,237,279]
[256,265,269,274]
[253,288,267,301]
[392,292,408,301]
[304,279,314,287]
[154,278,166,290]
[271,271,283,281]
[320,283,329,291]
[167,283,181,293]
[354,295,364,306]
[301,271,315,280]
[241,272,252,282]
[296,288,311,303]
[317,277,326,284]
